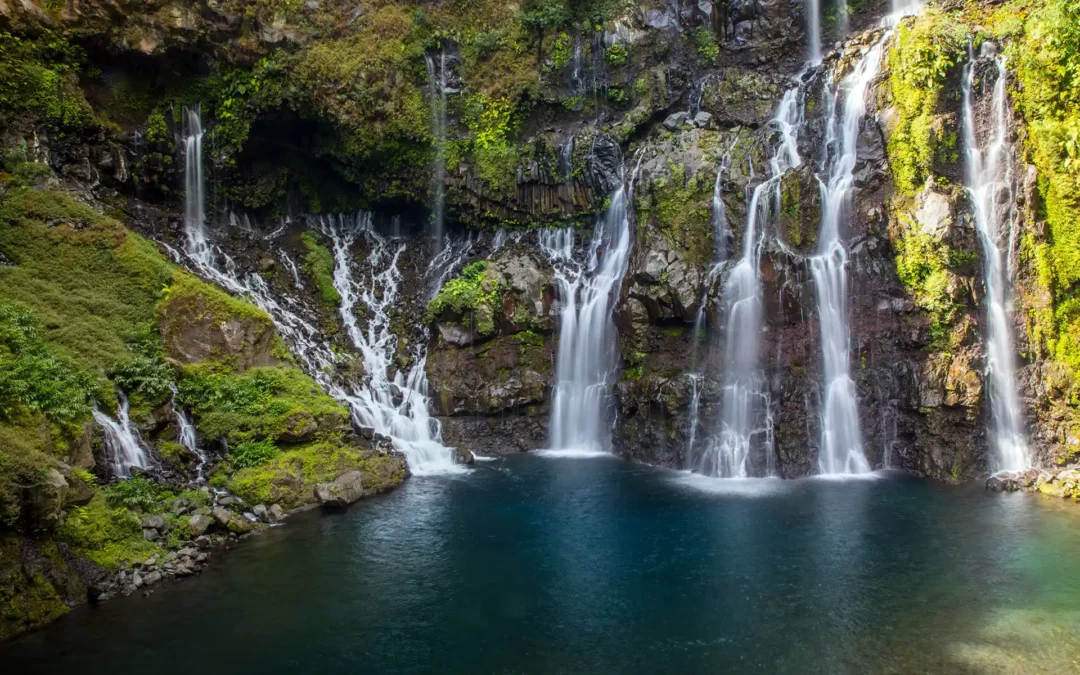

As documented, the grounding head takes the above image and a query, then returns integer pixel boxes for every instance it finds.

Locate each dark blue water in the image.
[4,455,1080,674]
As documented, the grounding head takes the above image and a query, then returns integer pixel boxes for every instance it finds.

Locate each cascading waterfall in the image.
[320,214,461,474]
[175,110,461,475]
[544,158,642,453]
[808,0,822,62]
[810,27,899,476]
[961,44,1030,473]
[93,391,151,478]
[692,89,802,477]
[169,384,206,481]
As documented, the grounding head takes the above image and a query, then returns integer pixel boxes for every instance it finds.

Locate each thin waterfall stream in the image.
[543,155,643,454]
[811,4,920,475]
[961,44,1030,473]
[691,88,802,477]
[93,391,152,478]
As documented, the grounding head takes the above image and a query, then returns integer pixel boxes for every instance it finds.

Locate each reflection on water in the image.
[3,456,1079,674]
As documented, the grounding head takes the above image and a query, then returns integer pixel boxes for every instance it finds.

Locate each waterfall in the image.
[93,391,151,478]
[181,105,210,267]
[961,44,1030,473]
[808,0,821,62]
[175,111,461,474]
[169,384,206,481]
[544,158,642,453]
[692,88,802,478]
[320,214,461,474]
[425,49,449,251]
[810,33,895,475]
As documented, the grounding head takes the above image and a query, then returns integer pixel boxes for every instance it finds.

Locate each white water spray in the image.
[961,44,1030,473]
[93,391,152,478]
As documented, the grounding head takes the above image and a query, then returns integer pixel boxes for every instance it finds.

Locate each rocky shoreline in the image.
[986,467,1080,500]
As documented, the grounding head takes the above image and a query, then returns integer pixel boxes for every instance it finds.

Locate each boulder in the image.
[267,504,286,523]
[211,507,232,527]
[141,528,160,542]
[663,111,690,130]
[23,469,68,531]
[252,504,269,523]
[140,514,166,531]
[314,471,365,508]
[184,514,213,537]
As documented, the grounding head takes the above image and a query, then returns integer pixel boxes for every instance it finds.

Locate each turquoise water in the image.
[4,455,1080,674]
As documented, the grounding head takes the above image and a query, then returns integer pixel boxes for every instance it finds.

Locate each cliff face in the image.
[3,0,1080,639]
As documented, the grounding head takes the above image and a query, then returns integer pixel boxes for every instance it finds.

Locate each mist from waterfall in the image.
[809,32,893,476]
[176,107,461,475]
[93,391,151,478]
[961,44,1030,473]
[543,159,641,454]
[691,88,801,477]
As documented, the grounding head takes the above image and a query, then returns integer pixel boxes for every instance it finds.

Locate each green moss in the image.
[636,162,713,267]
[158,271,269,331]
[885,10,966,195]
[299,231,341,307]
[0,536,71,640]
[58,494,162,571]
[0,182,175,378]
[1012,0,1080,370]
[427,261,501,336]
[176,365,346,445]
[892,218,961,347]
[224,441,405,508]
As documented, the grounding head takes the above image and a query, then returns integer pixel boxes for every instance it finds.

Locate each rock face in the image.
[157,285,279,371]
[427,246,559,455]
[315,471,365,508]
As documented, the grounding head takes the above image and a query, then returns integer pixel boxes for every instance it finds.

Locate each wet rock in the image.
[141,514,166,531]
[315,471,365,508]
[663,111,690,130]
[252,504,269,523]
[267,504,286,523]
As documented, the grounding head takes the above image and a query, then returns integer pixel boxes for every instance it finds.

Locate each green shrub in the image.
[59,495,161,570]
[606,42,629,66]
[0,300,96,425]
[695,28,719,64]
[104,475,165,511]
[108,325,174,410]
[231,439,279,469]
[299,231,340,307]
[427,261,501,335]
[177,365,345,444]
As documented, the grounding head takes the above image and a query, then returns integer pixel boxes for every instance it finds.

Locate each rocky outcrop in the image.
[157,277,280,371]
[427,245,560,456]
